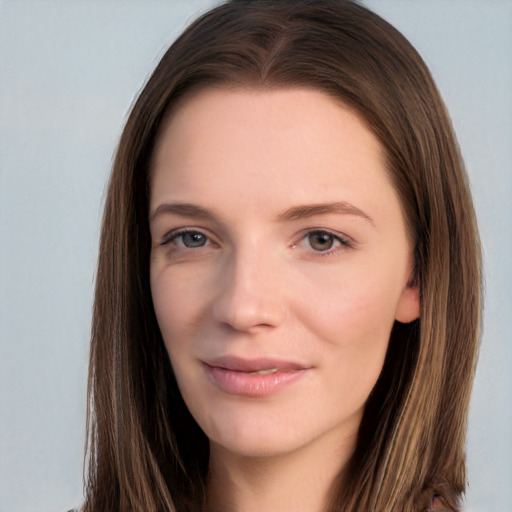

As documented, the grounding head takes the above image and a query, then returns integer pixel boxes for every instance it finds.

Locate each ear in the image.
[395,277,420,324]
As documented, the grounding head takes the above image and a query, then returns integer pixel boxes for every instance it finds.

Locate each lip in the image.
[203,356,310,398]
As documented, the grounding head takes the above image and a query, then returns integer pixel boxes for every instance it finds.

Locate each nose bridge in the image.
[212,239,285,331]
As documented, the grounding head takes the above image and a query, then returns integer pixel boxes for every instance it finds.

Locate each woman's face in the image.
[149,88,419,459]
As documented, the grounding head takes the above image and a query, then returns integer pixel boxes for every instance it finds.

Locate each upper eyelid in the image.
[160,227,214,246]
[299,228,354,245]
[157,225,355,248]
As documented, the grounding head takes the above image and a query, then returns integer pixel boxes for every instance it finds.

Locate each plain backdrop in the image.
[1,1,511,511]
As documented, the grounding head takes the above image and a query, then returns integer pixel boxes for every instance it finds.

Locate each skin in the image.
[149,87,419,512]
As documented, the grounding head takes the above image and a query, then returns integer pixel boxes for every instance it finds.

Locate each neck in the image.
[205,430,355,512]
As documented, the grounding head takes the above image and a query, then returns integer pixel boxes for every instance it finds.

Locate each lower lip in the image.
[205,365,307,398]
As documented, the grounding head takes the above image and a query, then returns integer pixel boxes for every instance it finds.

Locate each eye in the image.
[179,231,208,248]
[308,231,336,251]
[304,230,351,253]
[162,229,210,248]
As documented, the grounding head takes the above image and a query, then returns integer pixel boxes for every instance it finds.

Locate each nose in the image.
[212,247,286,333]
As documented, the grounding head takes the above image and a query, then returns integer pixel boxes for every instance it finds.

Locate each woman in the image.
[84,1,481,511]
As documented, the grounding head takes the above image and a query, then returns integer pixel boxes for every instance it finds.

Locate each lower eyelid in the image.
[305,230,352,247]
[160,228,208,246]
[159,228,353,252]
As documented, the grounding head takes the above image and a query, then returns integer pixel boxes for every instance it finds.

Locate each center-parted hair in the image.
[84,1,482,511]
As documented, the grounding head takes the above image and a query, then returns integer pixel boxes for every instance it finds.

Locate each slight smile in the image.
[203,357,311,398]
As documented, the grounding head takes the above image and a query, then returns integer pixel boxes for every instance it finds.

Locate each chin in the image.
[209,427,311,459]
[193,397,359,462]
[190,398,307,458]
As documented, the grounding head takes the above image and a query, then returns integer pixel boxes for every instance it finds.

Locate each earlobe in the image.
[395,281,420,324]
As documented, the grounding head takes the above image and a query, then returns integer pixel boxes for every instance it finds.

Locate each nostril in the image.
[213,299,282,333]
[212,281,285,332]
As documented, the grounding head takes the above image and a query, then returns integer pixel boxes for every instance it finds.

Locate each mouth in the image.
[247,368,279,375]
[203,356,310,397]
[205,355,307,372]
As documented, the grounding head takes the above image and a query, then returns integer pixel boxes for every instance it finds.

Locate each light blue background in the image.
[1,1,510,511]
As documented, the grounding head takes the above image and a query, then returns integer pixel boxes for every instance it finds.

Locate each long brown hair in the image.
[84,1,482,511]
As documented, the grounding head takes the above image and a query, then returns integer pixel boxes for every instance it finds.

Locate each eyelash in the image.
[160,228,213,248]
[160,228,353,255]
[299,229,353,255]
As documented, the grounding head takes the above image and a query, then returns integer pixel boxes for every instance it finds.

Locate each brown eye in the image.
[308,231,335,251]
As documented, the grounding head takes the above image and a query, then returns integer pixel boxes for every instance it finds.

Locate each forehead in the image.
[150,87,399,223]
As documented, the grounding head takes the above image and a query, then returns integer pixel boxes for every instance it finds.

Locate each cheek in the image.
[294,264,405,400]
[298,269,402,349]
[304,286,396,404]
[150,271,204,357]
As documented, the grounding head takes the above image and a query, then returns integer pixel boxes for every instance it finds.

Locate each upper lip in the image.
[204,356,308,372]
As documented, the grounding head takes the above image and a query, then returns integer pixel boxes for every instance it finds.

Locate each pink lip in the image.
[203,356,310,398]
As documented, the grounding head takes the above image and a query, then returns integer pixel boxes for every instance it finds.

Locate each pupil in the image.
[310,232,333,251]
[183,232,206,247]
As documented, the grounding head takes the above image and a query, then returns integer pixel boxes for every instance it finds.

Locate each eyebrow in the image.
[150,202,214,222]
[150,200,374,225]
[276,201,375,225]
